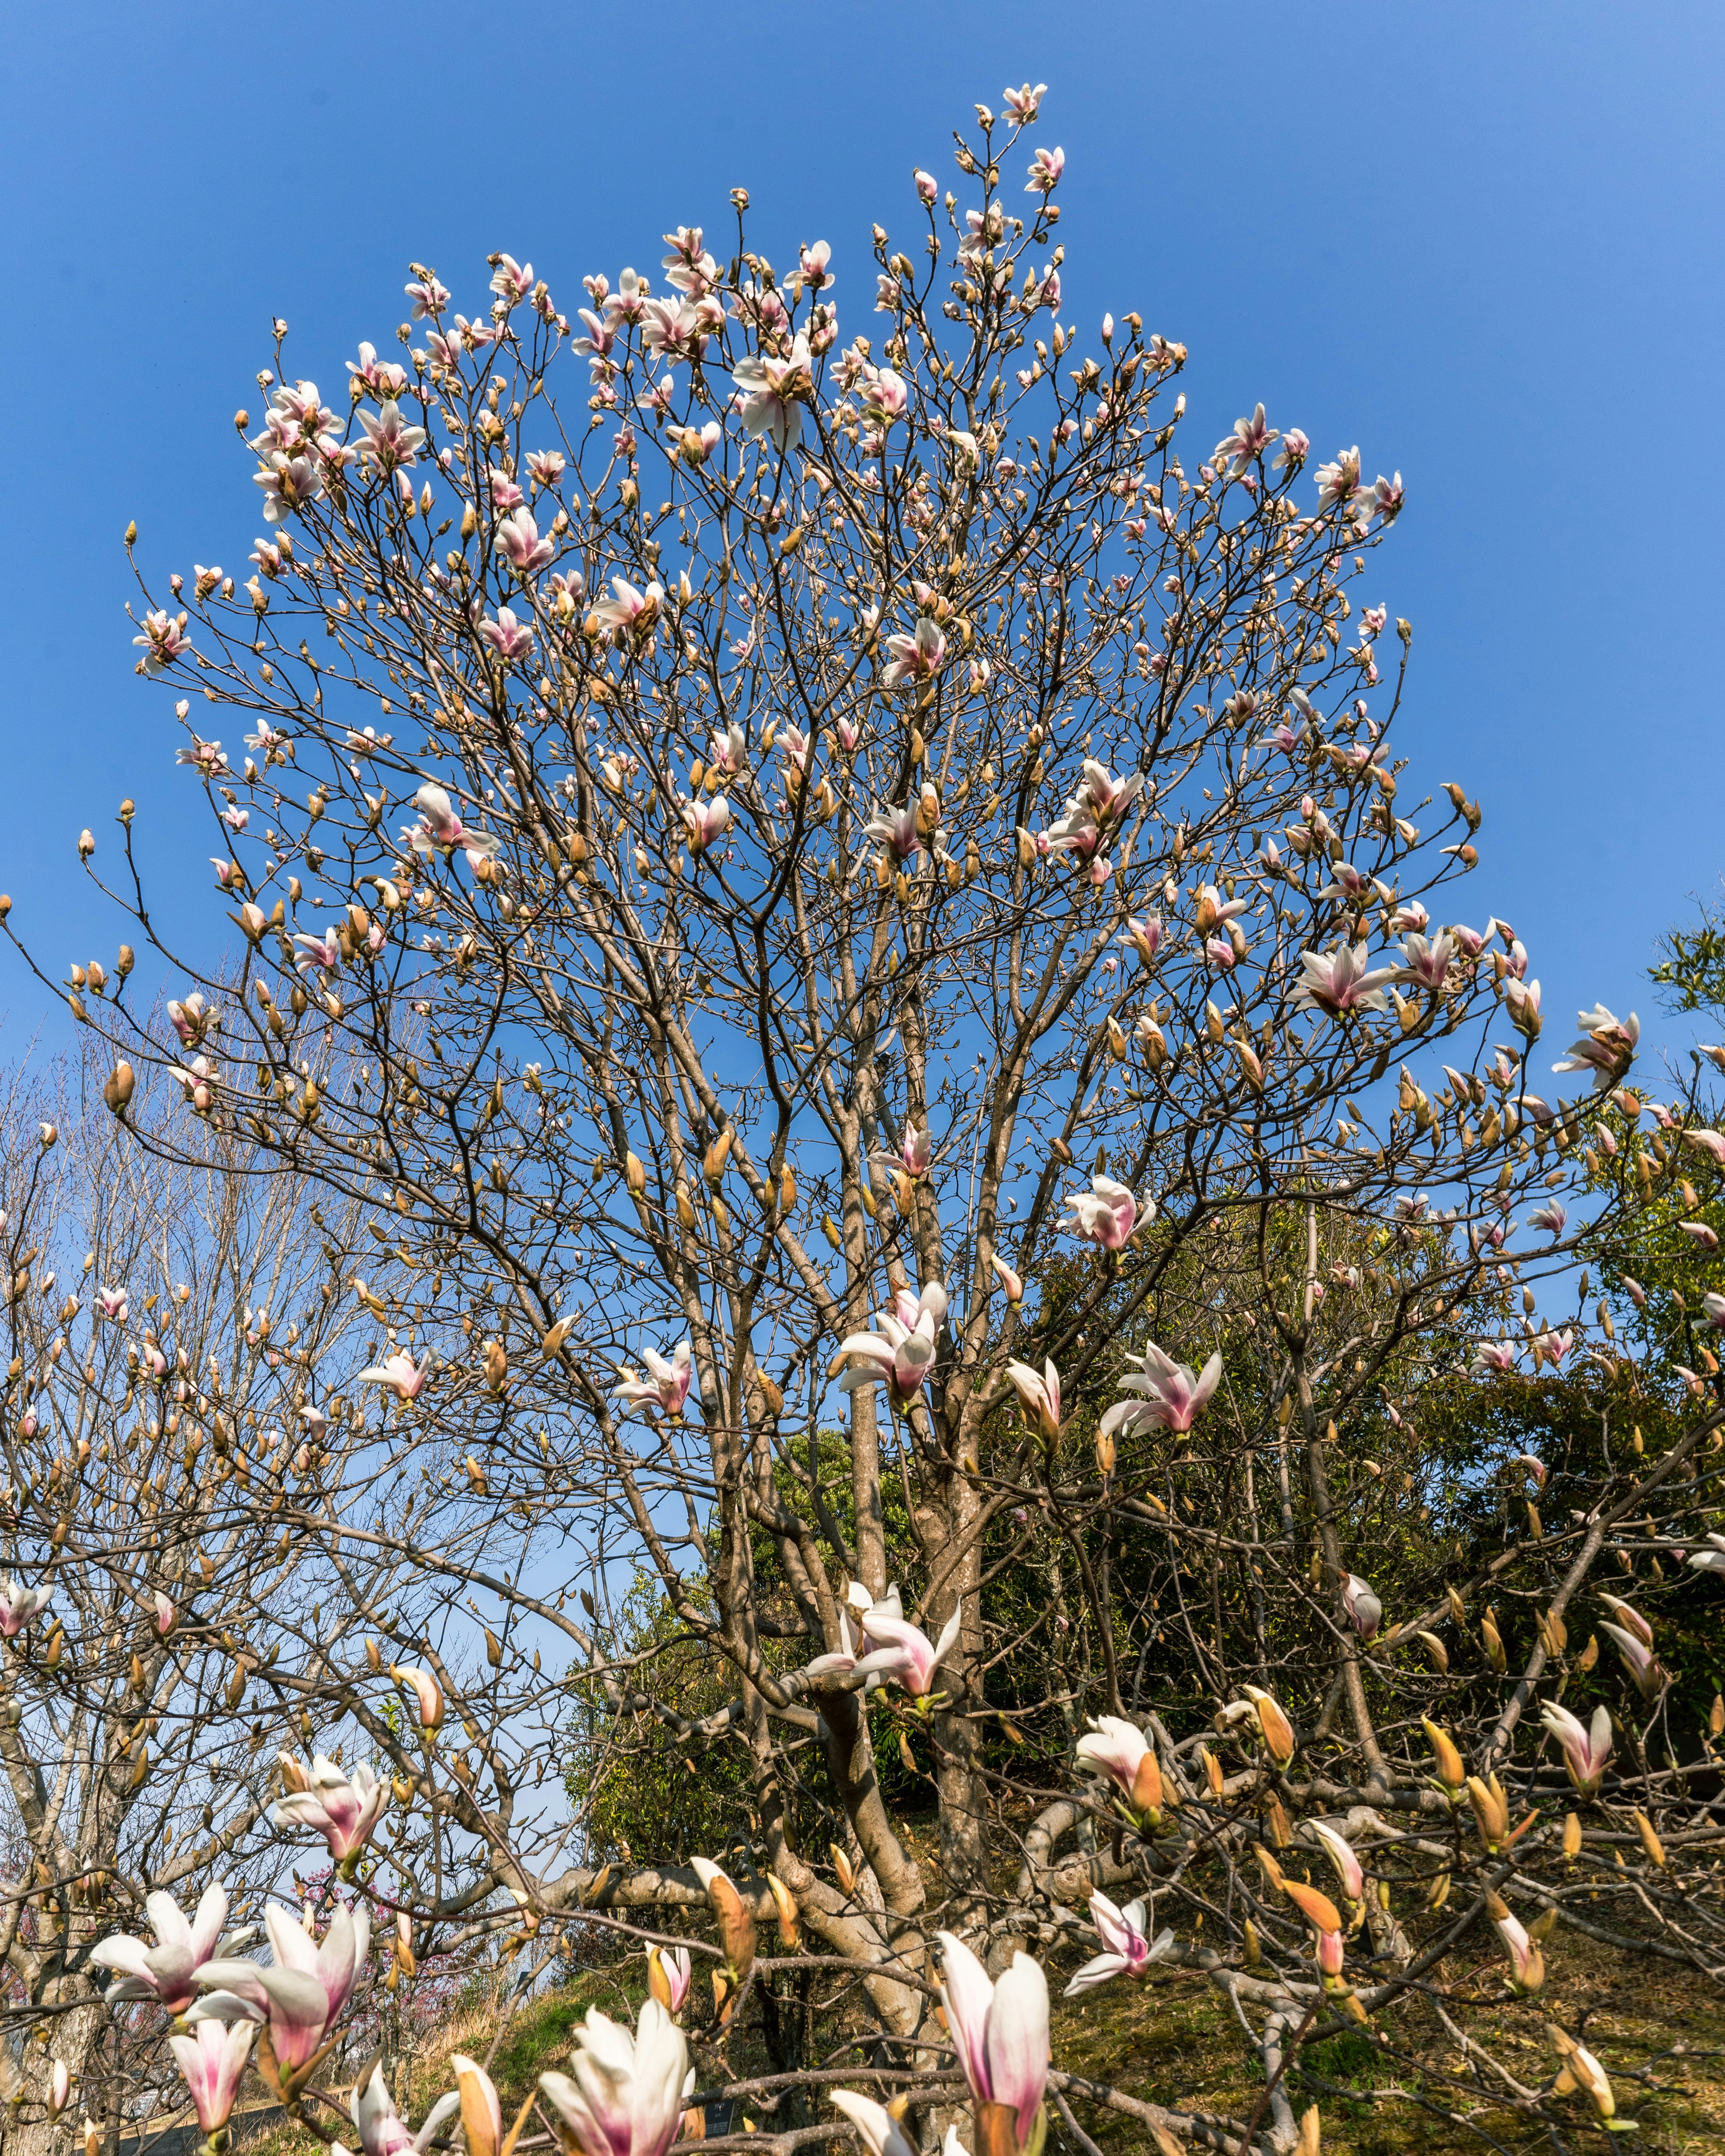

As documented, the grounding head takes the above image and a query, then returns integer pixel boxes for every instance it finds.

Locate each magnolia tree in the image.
[9,76,1725,2156]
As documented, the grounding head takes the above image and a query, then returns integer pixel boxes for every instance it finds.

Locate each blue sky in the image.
[4,1,1721,1082]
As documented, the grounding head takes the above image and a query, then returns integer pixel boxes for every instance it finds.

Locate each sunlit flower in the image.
[1063,1891,1172,1994]
[614,1341,693,1415]
[1101,1344,1220,1436]
[1059,1175,1143,1250]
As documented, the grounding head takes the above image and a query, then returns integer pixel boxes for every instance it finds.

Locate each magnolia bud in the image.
[103,1063,136,1114]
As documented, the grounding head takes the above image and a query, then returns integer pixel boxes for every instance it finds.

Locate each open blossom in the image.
[96,1284,129,1321]
[1541,1701,1612,1798]
[1551,1003,1639,1090]
[351,2059,460,2156]
[681,795,731,856]
[1064,1891,1172,1995]
[614,1341,693,1415]
[593,577,663,638]
[1215,403,1277,476]
[135,609,194,672]
[1101,1343,1221,1437]
[900,1123,931,1178]
[1473,1340,1517,1374]
[1399,933,1455,991]
[1314,444,1362,510]
[271,1757,387,1869]
[883,618,947,688]
[1060,1175,1143,1250]
[354,399,427,474]
[839,1281,947,1409]
[195,1899,370,2075]
[495,507,554,574]
[1004,1358,1062,1443]
[846,1601,961,1698]
[407,781,500,864]
[537,1999,690,2156]
[1025,143,1065,193]
[1527,1199,1568,1238]
[478,605,535,662]
[938,1931,1050,2148]
[732,332,813,451]
[168,2019,255,2133]
[90,1881,248,2014]
[0,1577,53,1636]
[358,1352,426,1400]
[1293,943,1396,1017]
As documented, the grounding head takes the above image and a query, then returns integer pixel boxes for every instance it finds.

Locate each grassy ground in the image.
[1054,1931,1725,2154]
[210,1936,1725,2156]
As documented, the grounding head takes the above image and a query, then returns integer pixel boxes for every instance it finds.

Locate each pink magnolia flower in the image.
[1293,944,1397,1017]
[1100,1344,1221,1438]
[1004,1358,1062,1443]
[681,795,731,856]
[1314,445,1362,512]
[90,1881,246,2014]
[406,273,450,319]
[1601,1622,1665,1698]
[900,1124,931,1178]
[0,1577,53,1637]
[1274,428,1310,469]
[1399,934,1455,992]
[1492,1904,1544,1995]
[831,2091,917,2156]
[135,610,194,672]
[937,1931,1050,2147]
[1473,1341,1517,1374]
[883,618,947,689]
[1121,915,1162,964]
[593,577,664,639]
[839,1283,947,1410]
[1341,1574,1382,1641]
[391,1664,445,1731]
[1074,759,1142,825]
[196,1899,370,2074]
[271,1758,387,1871]
[1074,1716,1163,1813]
[295,928,341,973]
[988,1250,1024,1304]
[1509,1451,1548,1487]
[167,2019,255,2133]
[479,606,535,662]
[352,2059,460,2156]
[355,400,427,474]
[1003,81,1047,125]
[1526,1199,1568,1238]
[48,2061,69,2118]
[1552,1004,1639,1090]
[1059,1175,1143,1251]
[1679,1219,1721,1252]
[491,253,535,305]
[358,1352,426,1401]
[851,1602,961,1698]
[495,507,555,575]
[646,1943,691,2015]
[614,1341,693,1415]
[537,1999,690,2156]
[1687,1532,1725,1574]
[915,169,939,203]
[153,1591,177,1638]
[1024,145,1065,194]
[407,781,500,865]
[1504,974,1542,1037]
[732,333,814,451]
[1215,403,1277,476]
[1064,1891,1172,1995]
[1540,1702,1612,1798]
[1309,1821,1365,1904]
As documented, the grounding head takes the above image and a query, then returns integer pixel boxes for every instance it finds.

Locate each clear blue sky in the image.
[4,1,1721,1080]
